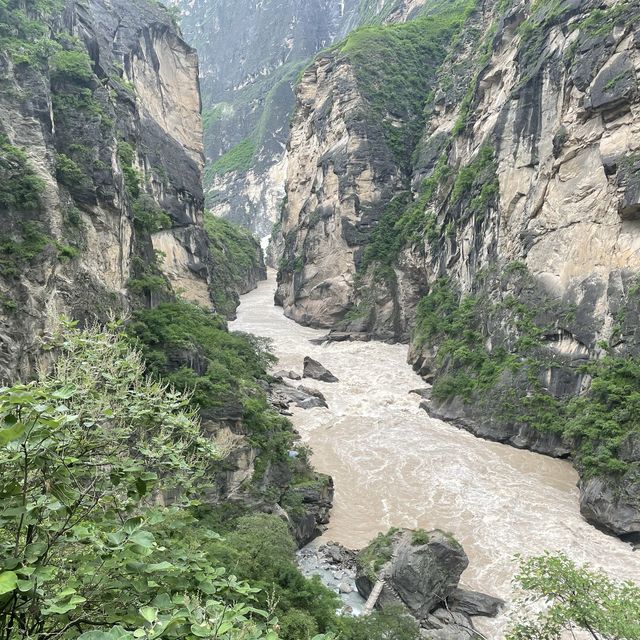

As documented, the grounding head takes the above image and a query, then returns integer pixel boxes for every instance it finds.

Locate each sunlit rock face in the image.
[0,0,211,380]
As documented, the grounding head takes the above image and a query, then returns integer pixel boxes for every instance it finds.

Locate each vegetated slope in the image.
[204,214,267,318]
[274,0,640,540]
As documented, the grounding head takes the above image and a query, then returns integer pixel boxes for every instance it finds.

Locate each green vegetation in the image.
[116,143,171,232]
[55,153,89,188]
[507,553,640,640]
[340,0,476,170]
[571,0,640,38]
[204,214,263,317]
[0,0,63,66]
[362,145,496,270]
[0,313,425,640]
[0,221,51,278]
[356,528,398,580]
[132,194,172,232]
[202,103,233,130]
[117,141,142,198]
[49,48,93,84]
[413,277,519,402]
[410,529,430,545]
[412,266,640,477]
[0,136,44,211]
[208,138,256,178]
[335,606,420,640]
[0,322,277,640]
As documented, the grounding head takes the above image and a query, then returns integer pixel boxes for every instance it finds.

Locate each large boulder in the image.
[303,356,339,382]
[271,383,328,409]
[355,529,469,621]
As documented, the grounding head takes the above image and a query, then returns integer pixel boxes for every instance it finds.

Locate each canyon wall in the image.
[275,0,640,539]
[0,0,213,381]
[178,0,429,237]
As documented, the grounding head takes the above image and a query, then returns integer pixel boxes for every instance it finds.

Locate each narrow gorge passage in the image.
[231,272,640,636]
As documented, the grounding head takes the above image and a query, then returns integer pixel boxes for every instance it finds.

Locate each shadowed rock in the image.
[303,356,339,382]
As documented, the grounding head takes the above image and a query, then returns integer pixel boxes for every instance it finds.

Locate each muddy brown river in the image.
[231,271,640,637]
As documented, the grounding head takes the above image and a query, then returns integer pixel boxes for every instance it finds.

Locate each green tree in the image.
[0,321,283,640]
[335,606,420,640]
[507,553,640,640]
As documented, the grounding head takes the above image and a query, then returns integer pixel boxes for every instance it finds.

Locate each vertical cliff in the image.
[177,0,430,238]
[0,0,211,381]
[275,0,640,539]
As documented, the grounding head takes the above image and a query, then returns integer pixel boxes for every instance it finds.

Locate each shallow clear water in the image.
[231,271,640,637]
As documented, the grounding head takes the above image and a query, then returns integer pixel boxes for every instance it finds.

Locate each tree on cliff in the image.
[508,553,640,640]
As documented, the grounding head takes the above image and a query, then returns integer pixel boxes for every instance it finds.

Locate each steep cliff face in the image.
[276,0,640,539]
[275,0,470,330]
[177,0,430,237]
[0,0,211,381]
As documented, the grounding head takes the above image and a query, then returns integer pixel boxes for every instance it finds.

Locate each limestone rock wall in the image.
[274,0,640,538]
[0,0,211,381]
[178,0,428,237]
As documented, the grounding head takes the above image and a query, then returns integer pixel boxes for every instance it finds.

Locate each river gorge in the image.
[232,271,640,636]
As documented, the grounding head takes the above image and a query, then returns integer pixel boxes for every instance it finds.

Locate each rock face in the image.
[273,0,640,539]
[355,529,501,635]
[0,0,212,381]
[178,0,428,237]
[303,356,339,383]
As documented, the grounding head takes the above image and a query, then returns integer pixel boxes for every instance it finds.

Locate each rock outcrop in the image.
[355,528,502,636]
[274,0,640,539]
[303,356,339,382]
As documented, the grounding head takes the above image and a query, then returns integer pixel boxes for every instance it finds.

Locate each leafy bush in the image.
[117,140,141,198]
[132,194,172,232]
[356,528,398,581]
[0,221,51,277]
[0,136,44,211]
[55,153,88,188]
[507,553,640,640]
[0,323,283,640]
[336,606,420,640]
[0,0,62,66]
[49,48,93,84]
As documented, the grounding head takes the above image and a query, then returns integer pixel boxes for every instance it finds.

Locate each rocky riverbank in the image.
[297,529,504,638]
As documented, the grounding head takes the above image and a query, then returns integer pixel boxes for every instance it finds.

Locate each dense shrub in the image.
[0,136,44,211]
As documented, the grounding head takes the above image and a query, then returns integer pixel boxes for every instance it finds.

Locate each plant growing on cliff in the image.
[0,136,44,211]
[340,0,475,170]
[507,553,640,639]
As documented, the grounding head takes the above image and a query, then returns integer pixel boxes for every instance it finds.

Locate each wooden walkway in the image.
[362,578,385,615]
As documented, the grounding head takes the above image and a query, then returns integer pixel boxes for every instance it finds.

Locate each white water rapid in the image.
[231,271,640,637]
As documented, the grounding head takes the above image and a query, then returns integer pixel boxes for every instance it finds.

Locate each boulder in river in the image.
[355,528,500,632]
[303,356,339,382]
[271,383,328,409]
[298,385,327,403]
[446,588,505,617]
